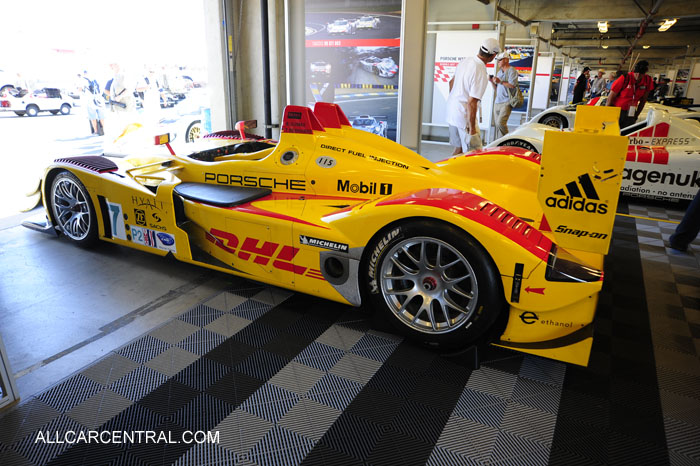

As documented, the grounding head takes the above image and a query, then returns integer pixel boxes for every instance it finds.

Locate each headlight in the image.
[545,244,602,283]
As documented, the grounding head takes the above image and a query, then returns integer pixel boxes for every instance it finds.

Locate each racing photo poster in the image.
[305,1,402,140]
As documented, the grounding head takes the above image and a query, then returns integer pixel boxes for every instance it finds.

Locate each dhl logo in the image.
[206,228,325,281]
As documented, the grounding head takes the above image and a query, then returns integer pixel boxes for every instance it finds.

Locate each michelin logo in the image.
[299,235,349,253]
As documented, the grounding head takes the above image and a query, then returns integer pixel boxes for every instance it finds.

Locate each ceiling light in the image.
[602,44,609,49]
[642,45,650,49]
[598,21,608,33]
[658,18,677,32]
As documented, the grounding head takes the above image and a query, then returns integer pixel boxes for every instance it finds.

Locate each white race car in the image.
[528,96,691,130]
[351,115,388,138]
[488,108,700,201]
[327,19,356,35]
[356,15,380,29]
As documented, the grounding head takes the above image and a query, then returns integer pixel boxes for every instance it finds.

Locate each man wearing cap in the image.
[446,37,501,154]
[606,60,652,128]
[590,69,606,98]
[491,52,519,138]
[572,67,590,104]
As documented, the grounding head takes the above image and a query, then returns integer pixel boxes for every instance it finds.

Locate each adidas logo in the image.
[545,173,608,215]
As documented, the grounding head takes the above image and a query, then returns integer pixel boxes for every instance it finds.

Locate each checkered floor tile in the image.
[0,201,699,465]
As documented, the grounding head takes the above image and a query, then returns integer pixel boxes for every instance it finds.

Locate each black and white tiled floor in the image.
[0,201,698,466]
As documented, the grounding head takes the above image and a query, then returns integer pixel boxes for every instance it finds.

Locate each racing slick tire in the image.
[498,139,539,153]
[49,171,98,247]
[364,220,505,349]
[185,120,202,143]
[539,114,567,129]
[26,105,39,117]
[60,104,71,115]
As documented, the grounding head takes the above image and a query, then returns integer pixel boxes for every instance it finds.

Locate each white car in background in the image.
[488,108,700,201]
[327,19,356,35]
[356,15,380,29]
[0,86,72,116]
[528,96,692,129]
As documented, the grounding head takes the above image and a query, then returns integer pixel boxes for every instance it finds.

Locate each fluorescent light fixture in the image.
[642,45,650,49]
[598,21,608,33]
[658,18,677,31]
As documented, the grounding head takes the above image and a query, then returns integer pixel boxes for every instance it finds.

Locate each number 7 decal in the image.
[106,201,127,240]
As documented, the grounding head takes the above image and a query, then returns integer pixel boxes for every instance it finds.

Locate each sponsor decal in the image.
[518,311,573,327]
[554,225,608,240]
[131,196,164,211]
[519,311,538,324]
[629,136,691,146]
[157,233,175,246]
[205,173,306,191]
[151,213,162,223]
[368,228,402,294]
[106,201,127,240]
[337,179,393,195]
[299,235,348,252]
[135,209,147,226]
[131,226,177,253]
[623,168,700,188]
[511,263,524,303]
[207,229,325,281]
[316,156,336,168]
[545,173,609,215]
[288,111,302,119]
[319,143,408,169]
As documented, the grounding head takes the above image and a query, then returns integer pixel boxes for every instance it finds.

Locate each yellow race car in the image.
[25,103,628,366]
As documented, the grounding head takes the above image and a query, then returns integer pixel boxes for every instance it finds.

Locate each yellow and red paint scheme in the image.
[38,102,621,366]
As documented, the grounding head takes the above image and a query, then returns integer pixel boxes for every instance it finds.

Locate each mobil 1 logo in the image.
[337,179,392,195]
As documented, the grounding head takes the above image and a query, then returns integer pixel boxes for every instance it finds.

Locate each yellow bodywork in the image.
[39,104,627,366]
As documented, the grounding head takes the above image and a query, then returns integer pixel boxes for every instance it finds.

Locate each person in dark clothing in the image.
[669,190,700,252]
[572,67,590,104]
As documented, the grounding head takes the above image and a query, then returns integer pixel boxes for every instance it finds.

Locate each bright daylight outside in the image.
[0,0,211,220]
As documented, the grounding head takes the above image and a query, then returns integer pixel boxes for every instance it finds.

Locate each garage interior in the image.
[1,1,699,465]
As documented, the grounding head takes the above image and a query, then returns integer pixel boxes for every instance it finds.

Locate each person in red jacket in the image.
[606,60,652,129]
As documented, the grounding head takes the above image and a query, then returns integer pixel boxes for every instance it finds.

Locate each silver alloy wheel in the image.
[379,237,478,334]
[51,176,91,241]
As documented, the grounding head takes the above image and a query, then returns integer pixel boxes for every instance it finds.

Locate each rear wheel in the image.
[364,221,505,348]
[26,105,39,117]
[60,104,71,115]
[185,120,202,143]
[50,171,98,247]
[498,138,539,153]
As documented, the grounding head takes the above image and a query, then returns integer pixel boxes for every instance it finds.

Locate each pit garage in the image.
[1,1,699,465]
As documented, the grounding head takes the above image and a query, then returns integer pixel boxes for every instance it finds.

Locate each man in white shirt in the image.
[446,37,501,155]
[590,69,606,98]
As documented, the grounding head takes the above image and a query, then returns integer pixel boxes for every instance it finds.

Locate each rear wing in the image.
[537,106,627,254]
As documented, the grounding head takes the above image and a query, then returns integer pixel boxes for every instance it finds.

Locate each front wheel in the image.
[50,171,98,247]
[26,105,39,117]
[364,221,505,349]
[539,114,567,129]
[60,103,71,115]
[185,119,202,143]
